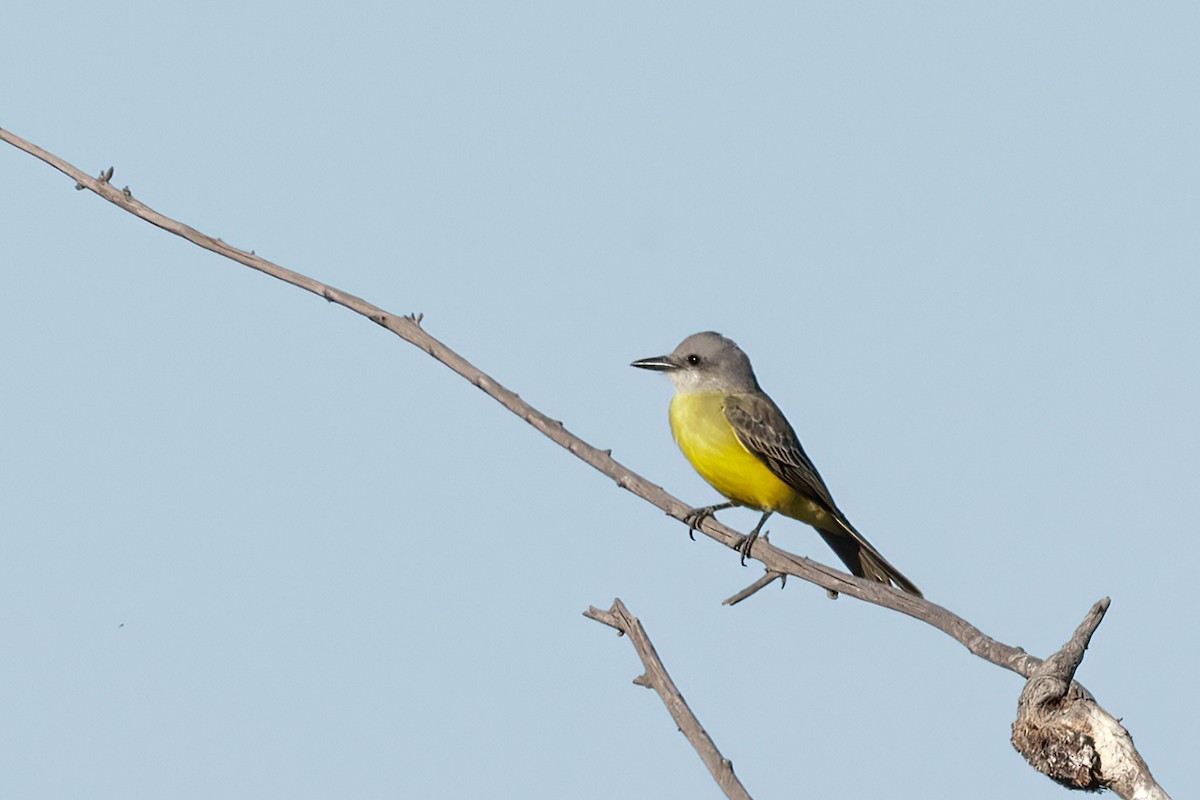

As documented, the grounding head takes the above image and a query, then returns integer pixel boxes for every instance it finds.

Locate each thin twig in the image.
[1022,597,1110,710]
[722,571,785,606]
[585,599,752,800]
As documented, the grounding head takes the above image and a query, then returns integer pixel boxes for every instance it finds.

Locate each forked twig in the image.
[585,599,752,800]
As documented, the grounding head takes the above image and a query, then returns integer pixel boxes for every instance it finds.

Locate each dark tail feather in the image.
[817,525,923,598]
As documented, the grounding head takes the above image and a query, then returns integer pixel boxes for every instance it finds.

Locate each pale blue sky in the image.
[3,3,1197,798]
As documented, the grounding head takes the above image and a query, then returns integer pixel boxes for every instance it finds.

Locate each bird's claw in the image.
[734,515,772,566]
[682,503,733,541]
[738,530,761,565]
[738,527,770,566]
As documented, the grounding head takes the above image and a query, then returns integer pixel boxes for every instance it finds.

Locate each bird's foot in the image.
[738,513,773,565]
[738,528,766,565]
[681,502,734,540]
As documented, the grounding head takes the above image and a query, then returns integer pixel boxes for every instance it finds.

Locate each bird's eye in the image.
[685,354,701,366]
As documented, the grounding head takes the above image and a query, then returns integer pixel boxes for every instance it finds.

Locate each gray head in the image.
[631,331,760,394]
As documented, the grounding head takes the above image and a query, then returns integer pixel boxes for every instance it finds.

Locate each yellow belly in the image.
[669,392,816,518]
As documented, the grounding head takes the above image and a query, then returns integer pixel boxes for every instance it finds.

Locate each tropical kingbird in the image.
[632,331,921,596]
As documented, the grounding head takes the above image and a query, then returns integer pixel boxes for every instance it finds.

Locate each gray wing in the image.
[722,392,843,518]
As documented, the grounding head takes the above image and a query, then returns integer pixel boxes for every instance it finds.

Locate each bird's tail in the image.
[818,521,923,597]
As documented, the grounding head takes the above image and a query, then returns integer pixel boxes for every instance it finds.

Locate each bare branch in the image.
[585,599,752,800]
[0,124,1048,679]
[2,127,1170,796]
[1011,600,1169,799]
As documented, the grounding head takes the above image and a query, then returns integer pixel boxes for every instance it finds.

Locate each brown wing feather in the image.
[722,392,923,596]
[721,392,844,518]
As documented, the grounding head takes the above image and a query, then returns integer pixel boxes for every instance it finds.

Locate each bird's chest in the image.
[668,393,795,511]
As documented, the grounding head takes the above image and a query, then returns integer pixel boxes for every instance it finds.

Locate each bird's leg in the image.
[739,511,773,565]
[682,502,735,540]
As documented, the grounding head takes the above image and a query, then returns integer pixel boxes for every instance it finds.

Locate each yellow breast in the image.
[668,392,801,513]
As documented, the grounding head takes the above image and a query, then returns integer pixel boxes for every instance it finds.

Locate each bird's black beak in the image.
[631,355,678,372]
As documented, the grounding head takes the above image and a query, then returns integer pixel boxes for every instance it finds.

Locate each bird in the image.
[632,331,921,596]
